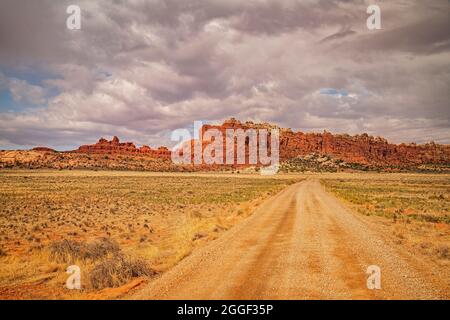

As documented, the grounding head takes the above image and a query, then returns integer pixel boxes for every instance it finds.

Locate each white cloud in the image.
[8,78,47,105]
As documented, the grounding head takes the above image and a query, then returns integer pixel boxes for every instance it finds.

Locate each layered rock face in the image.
[67,119,450,168]
[200,118,450,167]
[75,136,171,159]
[280,131,450,167]
[4,118,448,171]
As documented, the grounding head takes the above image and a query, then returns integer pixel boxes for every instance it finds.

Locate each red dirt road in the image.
[132,179,449,299]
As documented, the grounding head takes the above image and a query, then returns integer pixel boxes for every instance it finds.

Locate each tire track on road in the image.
[131,179,448,300]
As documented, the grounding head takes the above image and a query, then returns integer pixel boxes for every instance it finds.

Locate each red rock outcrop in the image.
[279,130,450,167]
[31,147,56,152]
[75,136,171,159]
[17,119,449,171]
[198,118,450,168]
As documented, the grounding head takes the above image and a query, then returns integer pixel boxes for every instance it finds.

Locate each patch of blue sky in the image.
[0,89,25,112]
[319,88,348,97]
[0,67,62,110]
[0,65,60,87]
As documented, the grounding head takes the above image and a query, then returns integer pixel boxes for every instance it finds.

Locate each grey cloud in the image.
[0,0,449,149]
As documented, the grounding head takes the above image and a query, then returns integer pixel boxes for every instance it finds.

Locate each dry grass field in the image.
[0,170,448,299]
[321,174,450,265]
[0,170,298,299]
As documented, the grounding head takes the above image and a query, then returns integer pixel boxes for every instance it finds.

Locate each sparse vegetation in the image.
[321,175,450,223]
[90,255,156,290]
[436,245,450,260]
[321,174,450,263]
[279,154,371,173]
[48,237,157,290]
[0,170,298,299]
[49,238,121,263]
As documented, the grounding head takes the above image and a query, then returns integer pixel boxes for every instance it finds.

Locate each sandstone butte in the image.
[200,118,450,167]
[75,136,172,159]
[4,118,449,170]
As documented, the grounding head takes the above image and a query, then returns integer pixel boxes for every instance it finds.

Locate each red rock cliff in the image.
[200,118,450,167]
[70,119,450,168]
[75,136,171,158]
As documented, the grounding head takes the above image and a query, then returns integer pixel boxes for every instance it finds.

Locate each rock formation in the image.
[75,136,171,158]
[200,119,450,168]
[32,147,56,152]
[1,118,449,171]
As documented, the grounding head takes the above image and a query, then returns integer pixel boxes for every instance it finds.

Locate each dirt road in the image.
[132,179,449,299]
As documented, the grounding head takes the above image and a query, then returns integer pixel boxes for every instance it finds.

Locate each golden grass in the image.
[0,170,299,299]
[321,173,450,264]
[2,170,448,299]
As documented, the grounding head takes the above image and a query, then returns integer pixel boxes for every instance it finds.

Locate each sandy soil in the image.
[131,179,449,300]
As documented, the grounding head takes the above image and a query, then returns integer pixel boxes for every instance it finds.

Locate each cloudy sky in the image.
[0,0,449,150]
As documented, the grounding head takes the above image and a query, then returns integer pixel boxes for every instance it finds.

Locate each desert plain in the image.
[0,170,448,299]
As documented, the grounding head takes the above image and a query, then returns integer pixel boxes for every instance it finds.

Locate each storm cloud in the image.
[0,0,449,149]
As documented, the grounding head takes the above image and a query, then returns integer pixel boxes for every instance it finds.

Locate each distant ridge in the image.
[1,118,449,172]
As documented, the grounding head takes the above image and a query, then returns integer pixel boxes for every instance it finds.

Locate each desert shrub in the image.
[49,238,120,263]
[0,246,6,257]
[49,239,82,263]
[436,245,450,260]
[84,238,121,260]
[89,256,157,289]
[49,238,156,289]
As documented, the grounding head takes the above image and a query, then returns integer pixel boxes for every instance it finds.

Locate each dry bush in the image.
[89,255,157,289]
[436,245,450,260]
[0,246,6,257]
[49,238,120,263]
[49,239,82,263]
[0,172,295,297]
[49,237,156,290]
[84,238,121,260]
